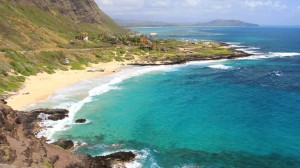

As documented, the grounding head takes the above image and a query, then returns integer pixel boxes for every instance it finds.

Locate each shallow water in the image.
[30,26,300,167]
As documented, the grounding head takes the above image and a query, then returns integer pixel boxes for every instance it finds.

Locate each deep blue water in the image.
[41,27,300,167]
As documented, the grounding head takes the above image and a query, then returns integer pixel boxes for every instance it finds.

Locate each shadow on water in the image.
[157,148,300,168]
[69,137,300,168]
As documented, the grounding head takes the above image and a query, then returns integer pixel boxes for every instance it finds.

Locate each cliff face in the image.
[9,0,117,25]
[0,99,135,168]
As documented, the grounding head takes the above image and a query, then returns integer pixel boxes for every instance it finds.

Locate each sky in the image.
[96,0,300,25]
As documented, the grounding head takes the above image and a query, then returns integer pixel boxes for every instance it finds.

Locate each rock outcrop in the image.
[52,140,74,150]
[0,99,135,168]
[75,119,87,123]
[31,108,69,121]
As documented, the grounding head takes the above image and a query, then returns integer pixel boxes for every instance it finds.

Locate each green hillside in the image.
[0,0,126,96]
[0,0,125,50]
[0,1,240,96]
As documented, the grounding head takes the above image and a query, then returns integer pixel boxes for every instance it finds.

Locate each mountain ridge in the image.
[115,19,259,27]
[196,19,259,27]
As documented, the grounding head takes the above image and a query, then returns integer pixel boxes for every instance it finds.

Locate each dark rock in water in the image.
[104,151,135,161]
[0,101,136,167]
[30,108,69,121]
[30,108,69,115]
[83,151,136,168]
[47,114,67,121]
[52,140,74,150]
[21,108,69,135]
[75,119,87,123]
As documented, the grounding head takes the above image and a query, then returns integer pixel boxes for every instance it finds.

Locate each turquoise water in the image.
[32,27,300,167]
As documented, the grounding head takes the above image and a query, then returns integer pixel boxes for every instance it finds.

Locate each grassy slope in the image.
[0,2,125,50]
[0,48,122,95]
[0,1,125,95]
[0,1,236,96]
[0,40,236,95]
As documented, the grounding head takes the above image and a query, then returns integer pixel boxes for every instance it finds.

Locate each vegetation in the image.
[43,161,53,168]
[0,1,237,96]
[0,1,125,50]
[0,38,236,96]
[0,50,111,95]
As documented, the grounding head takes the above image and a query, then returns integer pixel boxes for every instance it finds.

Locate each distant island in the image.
[195,20,259,27]
[115,19,259,27]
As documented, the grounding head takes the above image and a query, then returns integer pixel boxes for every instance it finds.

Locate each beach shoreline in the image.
[5,43,252,111]
[6,61,127,111]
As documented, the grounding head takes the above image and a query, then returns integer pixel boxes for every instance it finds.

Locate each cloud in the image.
[147,0,172,7]
[97,0,288,13]
[184,0,199,7]
[244,0,287,10]
[99,0,144,9]
[95,0,298,25]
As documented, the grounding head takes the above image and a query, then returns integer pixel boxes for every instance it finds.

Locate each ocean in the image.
[28,26,300,167]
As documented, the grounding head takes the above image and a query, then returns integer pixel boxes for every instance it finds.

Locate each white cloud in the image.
[97,0,288,13]
[244,0,287,10]
[95,0,297,25]
[184,0,199,7]
[149,0,171,7]
[98,0,144,8]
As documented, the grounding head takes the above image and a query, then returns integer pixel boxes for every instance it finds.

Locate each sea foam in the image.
[208,64,233,70]
[238,52,300,60]
[36,65,177,141]
[269,52,300,57]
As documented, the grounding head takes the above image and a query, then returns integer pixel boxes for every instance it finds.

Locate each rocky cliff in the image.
[0,99,135,168]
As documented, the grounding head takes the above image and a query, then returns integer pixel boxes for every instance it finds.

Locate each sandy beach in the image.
[6,61,127,110]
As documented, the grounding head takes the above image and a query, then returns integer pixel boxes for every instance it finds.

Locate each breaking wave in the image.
[36,65,178,141]
[208,64,234,70]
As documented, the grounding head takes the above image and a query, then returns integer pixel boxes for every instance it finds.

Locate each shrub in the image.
[70,62,84,70]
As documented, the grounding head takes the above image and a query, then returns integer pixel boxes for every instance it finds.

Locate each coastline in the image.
[6,61,127,111]
[5,42,253,111]
[0,100,136,167]
[33,45,255,141]
[2,43,266,167]
[5,43,252,111]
